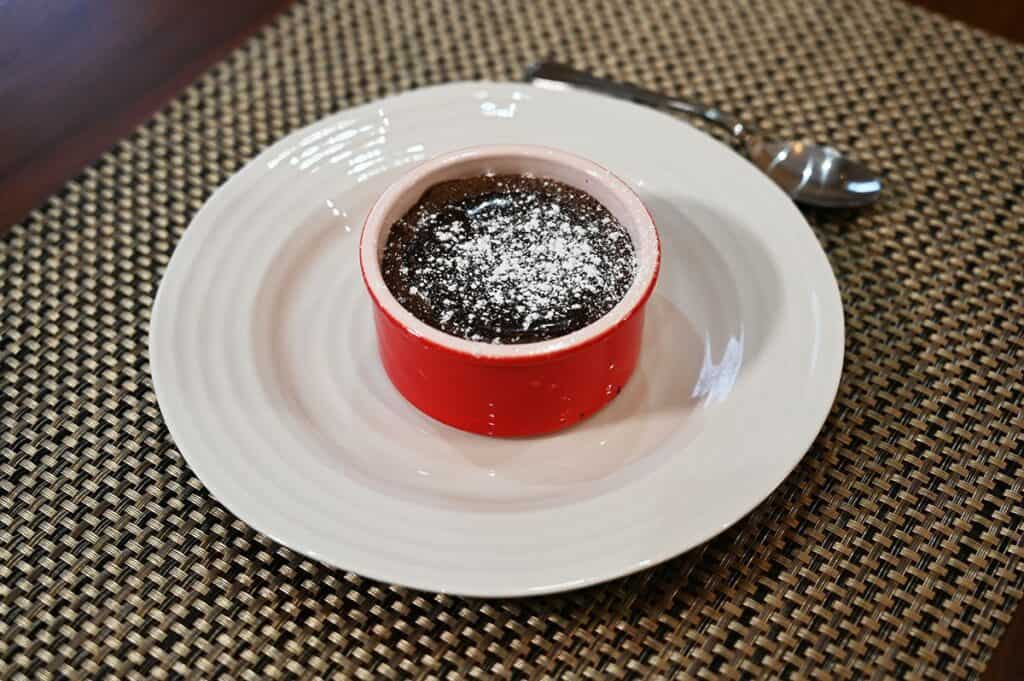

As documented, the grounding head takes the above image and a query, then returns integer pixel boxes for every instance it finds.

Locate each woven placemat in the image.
[3,0,1024,678]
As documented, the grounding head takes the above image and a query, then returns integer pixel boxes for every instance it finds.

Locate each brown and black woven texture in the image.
[3,0,1024,678]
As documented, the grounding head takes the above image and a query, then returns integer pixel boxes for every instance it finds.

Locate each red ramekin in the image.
[359,145,660,437]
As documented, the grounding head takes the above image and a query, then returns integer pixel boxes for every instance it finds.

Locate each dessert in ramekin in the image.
[359,145,660,436]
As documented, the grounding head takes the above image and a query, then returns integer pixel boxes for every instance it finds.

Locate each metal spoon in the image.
[525,61,882,208]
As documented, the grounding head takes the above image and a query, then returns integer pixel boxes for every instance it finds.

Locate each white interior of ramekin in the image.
[360,145,660,360]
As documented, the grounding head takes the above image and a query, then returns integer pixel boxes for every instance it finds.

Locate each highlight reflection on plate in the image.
[150,81,843,596]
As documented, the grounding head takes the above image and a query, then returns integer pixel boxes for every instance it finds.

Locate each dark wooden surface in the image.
[1,0,1022,677]
[0,0,295,232]
[911,0,1024,42]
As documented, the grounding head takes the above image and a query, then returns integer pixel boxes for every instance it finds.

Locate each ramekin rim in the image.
[358,144,661,363]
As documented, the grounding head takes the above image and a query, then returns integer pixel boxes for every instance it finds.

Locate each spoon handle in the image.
[525,61,750,141]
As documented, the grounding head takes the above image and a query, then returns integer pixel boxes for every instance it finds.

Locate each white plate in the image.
[150,81,843,597]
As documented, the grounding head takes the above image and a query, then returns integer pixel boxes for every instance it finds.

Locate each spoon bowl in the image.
[749,140,882,208]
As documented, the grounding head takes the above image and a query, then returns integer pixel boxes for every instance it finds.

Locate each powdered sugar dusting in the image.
[382,175,636,344]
